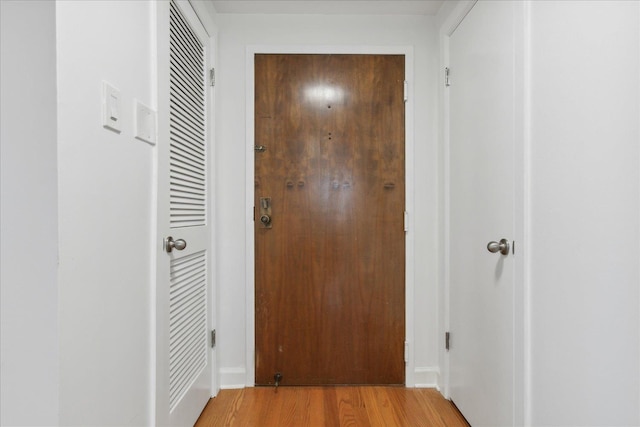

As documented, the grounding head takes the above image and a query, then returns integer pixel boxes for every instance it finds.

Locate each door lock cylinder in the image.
[259,197,272,229]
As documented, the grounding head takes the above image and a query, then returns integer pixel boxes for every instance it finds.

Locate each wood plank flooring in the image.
[194,387,469,426]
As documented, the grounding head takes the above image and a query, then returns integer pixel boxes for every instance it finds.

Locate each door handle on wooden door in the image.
[260,214,272,226]
[259,197,272,229]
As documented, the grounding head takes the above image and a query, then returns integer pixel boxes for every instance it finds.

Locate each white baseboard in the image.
[413,366,441,389]
[219,367,247,389]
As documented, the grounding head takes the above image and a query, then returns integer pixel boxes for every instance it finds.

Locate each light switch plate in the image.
[134,99,157,145]
[102,81,121,133]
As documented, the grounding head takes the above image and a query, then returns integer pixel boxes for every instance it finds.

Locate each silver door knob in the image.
[487,238,510,255]
[164,236,187,253]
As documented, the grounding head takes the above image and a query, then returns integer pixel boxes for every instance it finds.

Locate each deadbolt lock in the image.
[259,197,272,229]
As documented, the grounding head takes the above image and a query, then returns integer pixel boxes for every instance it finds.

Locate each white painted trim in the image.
[414,367,441,389]
[439,0,478,399]
[520,2,533,425]
[207,32,219,400]
[149,1,160,424]
[189,0,221,399]
[245,44,416,388]
[245,46,256,388]
[188,0,218,37]
[439,33,451,401]
[219,368,248,390]
[154,1,171,423]
[512,2,530,424]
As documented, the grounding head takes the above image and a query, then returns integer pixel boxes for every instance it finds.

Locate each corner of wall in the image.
[0,1,60,425]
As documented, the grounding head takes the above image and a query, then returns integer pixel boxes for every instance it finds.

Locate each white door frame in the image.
[245,45,416,387]
[186,0,220,398]
[440,0,530,423]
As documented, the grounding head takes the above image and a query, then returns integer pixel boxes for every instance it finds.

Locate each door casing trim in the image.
[245,45,416,387]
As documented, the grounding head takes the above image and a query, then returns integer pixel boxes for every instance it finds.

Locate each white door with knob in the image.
[155,1,213,425]
[448,1,524,425]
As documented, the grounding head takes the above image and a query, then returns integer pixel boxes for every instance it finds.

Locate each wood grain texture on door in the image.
[255,54,405,385]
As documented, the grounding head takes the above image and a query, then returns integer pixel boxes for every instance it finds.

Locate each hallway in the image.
[2,1,639,426]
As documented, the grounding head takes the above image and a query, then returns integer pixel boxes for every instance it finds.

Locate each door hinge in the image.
[404,211,409,232]
[445,67,451,87]
[209,68,216,87]
[404,341,409,363]
[445,332,450,351]
[403,80,408,102]
[211,329,216,348]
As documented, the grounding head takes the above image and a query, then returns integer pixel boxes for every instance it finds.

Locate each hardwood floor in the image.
[194,387,469,426]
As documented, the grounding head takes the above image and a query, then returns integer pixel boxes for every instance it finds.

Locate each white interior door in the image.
[156,1,212,425]
[448,1,517,425]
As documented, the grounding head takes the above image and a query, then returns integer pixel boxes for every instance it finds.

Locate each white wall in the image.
[529,1,640,425]
[0,1,59,425]
[215,13,441,387]
[56,1,155,424]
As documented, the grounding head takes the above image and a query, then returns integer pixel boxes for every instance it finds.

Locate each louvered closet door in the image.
[156,1,212,426]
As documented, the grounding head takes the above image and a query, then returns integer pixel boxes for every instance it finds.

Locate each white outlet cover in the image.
[134,100,156,145]
[102,81,122,133]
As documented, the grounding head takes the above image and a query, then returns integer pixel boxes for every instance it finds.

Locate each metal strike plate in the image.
[259,197,272,228]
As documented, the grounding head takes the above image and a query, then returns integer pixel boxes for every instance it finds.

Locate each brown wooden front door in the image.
[255,54,405,385]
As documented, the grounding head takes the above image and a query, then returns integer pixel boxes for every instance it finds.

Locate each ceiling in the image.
[211,0,446,15]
